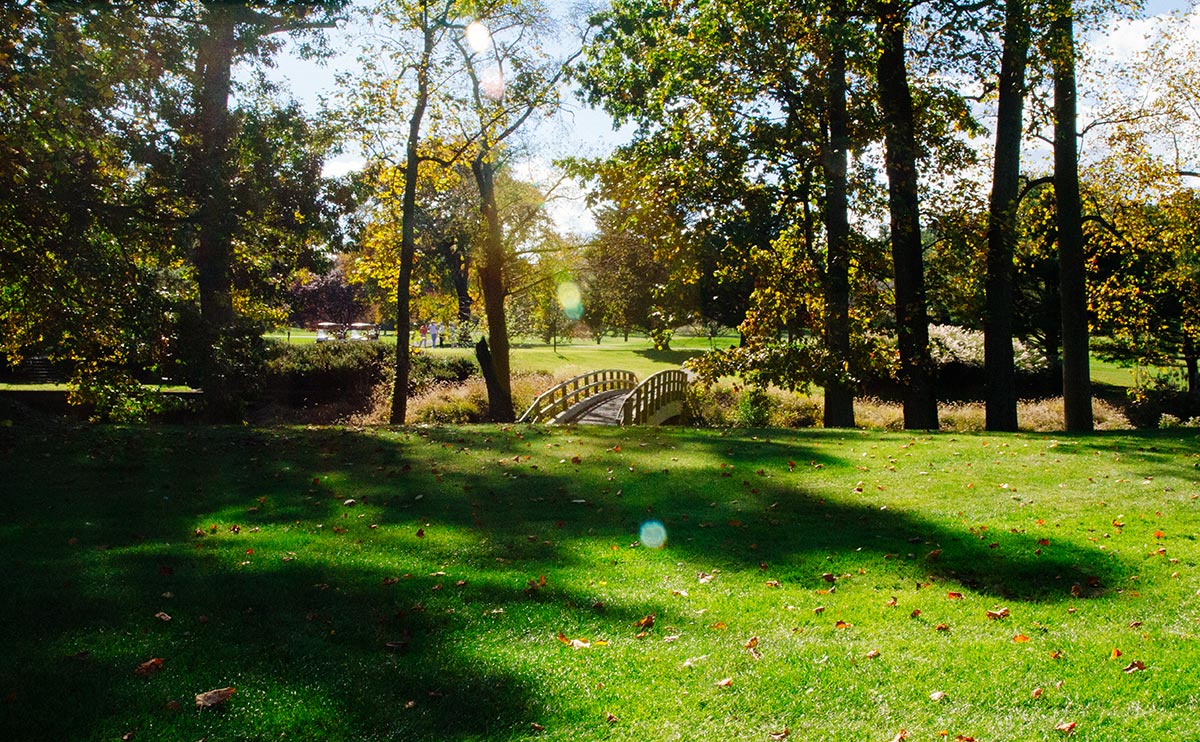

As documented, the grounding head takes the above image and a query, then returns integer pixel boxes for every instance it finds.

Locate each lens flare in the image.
[465,22,492,53]
[556,281,584,320]
[639,520,667,550]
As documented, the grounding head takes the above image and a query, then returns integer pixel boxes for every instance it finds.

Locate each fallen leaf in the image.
[1110,648,1123,659]
[889,731,910,742]
[1013,634,1031,643]
[416,528,425,539]
[986,607,1010,620]
[710,621,728,630]
[698,572,715,584]
[1032,687,1044,699]
[886,597,898,608]
[634,614,655,629]
[765,580,781,588]
[531,722,545,732]
[744,636,759,649]
[1055,721,1076,734]
[930,690,947,701]
[769,729,790,740]
[606,712,618,724]
[154,611,171,622]
[134,658,164,677]
[947,591,964,600]
[935,623,950,632]
[194,686,235,709]
[835,620,852,629]
[1050,650,1064,660]
[813,606,825,615]
[715,677,733,687]
[866,649,881,659]
[1122,660,1146,673]
[911,609,922,618]
[822,573,837,583]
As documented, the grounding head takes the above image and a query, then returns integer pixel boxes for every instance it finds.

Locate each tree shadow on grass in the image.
[3,424,1177,738]
[630,346,710,369]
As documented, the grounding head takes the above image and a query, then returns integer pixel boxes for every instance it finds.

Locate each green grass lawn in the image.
[2,424,1199,740]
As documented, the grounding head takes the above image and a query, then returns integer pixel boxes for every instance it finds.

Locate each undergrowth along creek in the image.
[2,424,1199,740]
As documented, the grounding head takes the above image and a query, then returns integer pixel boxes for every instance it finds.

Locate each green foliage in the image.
[264,340,389,405]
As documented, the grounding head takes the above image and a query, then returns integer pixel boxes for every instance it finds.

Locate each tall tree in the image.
[875,0,938,429]
[984,0,1031,431]
[1049,0,1093,431]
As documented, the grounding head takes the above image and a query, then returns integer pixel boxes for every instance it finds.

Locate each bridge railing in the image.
[517,369,638,423]
[620,369,690,426]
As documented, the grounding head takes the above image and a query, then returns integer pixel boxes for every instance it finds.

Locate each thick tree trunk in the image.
[1184,336,1199,398]
[389,21,435,425]
[984,0,1029,432]
[877,2,938,430]
[822,24,855,428]
[1051,3,1093,431]
[472,153,515,422]
[194,9,237,421]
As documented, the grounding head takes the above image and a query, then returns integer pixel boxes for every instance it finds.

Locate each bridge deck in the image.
[555,389,628,425]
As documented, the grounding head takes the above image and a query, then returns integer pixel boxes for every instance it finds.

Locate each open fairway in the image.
[2,423,1199,740]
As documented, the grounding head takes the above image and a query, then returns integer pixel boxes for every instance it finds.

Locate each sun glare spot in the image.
[640,520,668,550]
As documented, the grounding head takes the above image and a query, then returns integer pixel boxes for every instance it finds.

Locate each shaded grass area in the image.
[1,425,1199,740]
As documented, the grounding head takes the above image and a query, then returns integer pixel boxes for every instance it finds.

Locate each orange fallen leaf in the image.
[866,649,881,659]
[947,591,964,600]
[911,609,922,618]
[634,614,655,629]
[605,712,618,724]
[835,620,852,629]
[744,636,759,650]
[986,607,1010,620]
[886,597,898,607]
[1050,650,1064,659]
[935,623,950,632]
[1154,530,1165,539]
[194,686,235,709]
[1013,634,1031,643]
[1055,721,1076,734]
[889,731,910,742]
[1110,648,1123,659]
[134,658,164,677]
[813,606,825,615]
[769,729,790,740]
[715,677,733,687]
[765,580,781,588]
[710,621,727,630]
[1032,687,1045,699]
[822,573,837,583]
[1122,660,1146,673]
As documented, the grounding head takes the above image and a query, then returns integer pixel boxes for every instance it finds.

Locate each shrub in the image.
[735,385,772,427]
[263,341,388,407]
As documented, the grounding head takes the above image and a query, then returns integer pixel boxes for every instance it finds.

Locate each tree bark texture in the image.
[984,0,1029,432]
[876,1,938,430]
[1051,3,1093,431]
[821,21,855,428]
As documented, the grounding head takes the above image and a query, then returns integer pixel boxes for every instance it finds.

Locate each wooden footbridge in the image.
[516,368,691,426]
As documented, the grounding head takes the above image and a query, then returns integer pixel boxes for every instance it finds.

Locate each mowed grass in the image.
[2,424,1199,741]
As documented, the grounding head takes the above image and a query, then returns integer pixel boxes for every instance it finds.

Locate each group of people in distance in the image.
[417,321,445,348]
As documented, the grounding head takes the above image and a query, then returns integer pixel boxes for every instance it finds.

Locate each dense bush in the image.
[263,341,389,407]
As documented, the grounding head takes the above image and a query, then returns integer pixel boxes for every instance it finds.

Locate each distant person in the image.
[430,321,440,348]
[418,323,428,348]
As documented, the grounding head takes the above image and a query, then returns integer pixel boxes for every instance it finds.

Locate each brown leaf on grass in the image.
[1012,634,1031,643]
[765,580,782,588]
[822,573,837,583]
[889,731,909,742]
[946,591,964,600]
[744,636,760,649]
[1122,660,1147,673]
[1110,648,1123,659]
[926,549,943,561]
[606,712,618,724]
[1050,650,1064,660]
[1032,687,1045,699]
[769,729,790,740]
[710,621,728,630]
[416,528,425,539]
[886,597,898,608]
[866,649,881,659]
[935,623,950,632]
[986,607,1010,620]
[834,620,852,629]
[930,690,947,701]
[194,686,235,709]
[1055,721,1077,734]
[715,677,733,687]
[134,658,164,677]
[154,612,171,622]
[530,722,545,732]
[698,572,715,584]
[634,614,655,629]
[813,606,825,615]
[911,609,922,618]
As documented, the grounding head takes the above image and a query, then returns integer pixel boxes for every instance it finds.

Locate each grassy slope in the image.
[2,424,1198,741]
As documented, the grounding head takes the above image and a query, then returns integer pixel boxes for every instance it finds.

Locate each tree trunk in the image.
[472,153,514,422]
[194,8,237,421]
[389,16,435,425]
[822,21,855,429]
[1050,2,1093,431]
[1184,336,1199,398]
[984,0,1029,432]
[877,2,938,430]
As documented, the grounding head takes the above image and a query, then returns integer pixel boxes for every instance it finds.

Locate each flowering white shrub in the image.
[928,324,1047,374]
